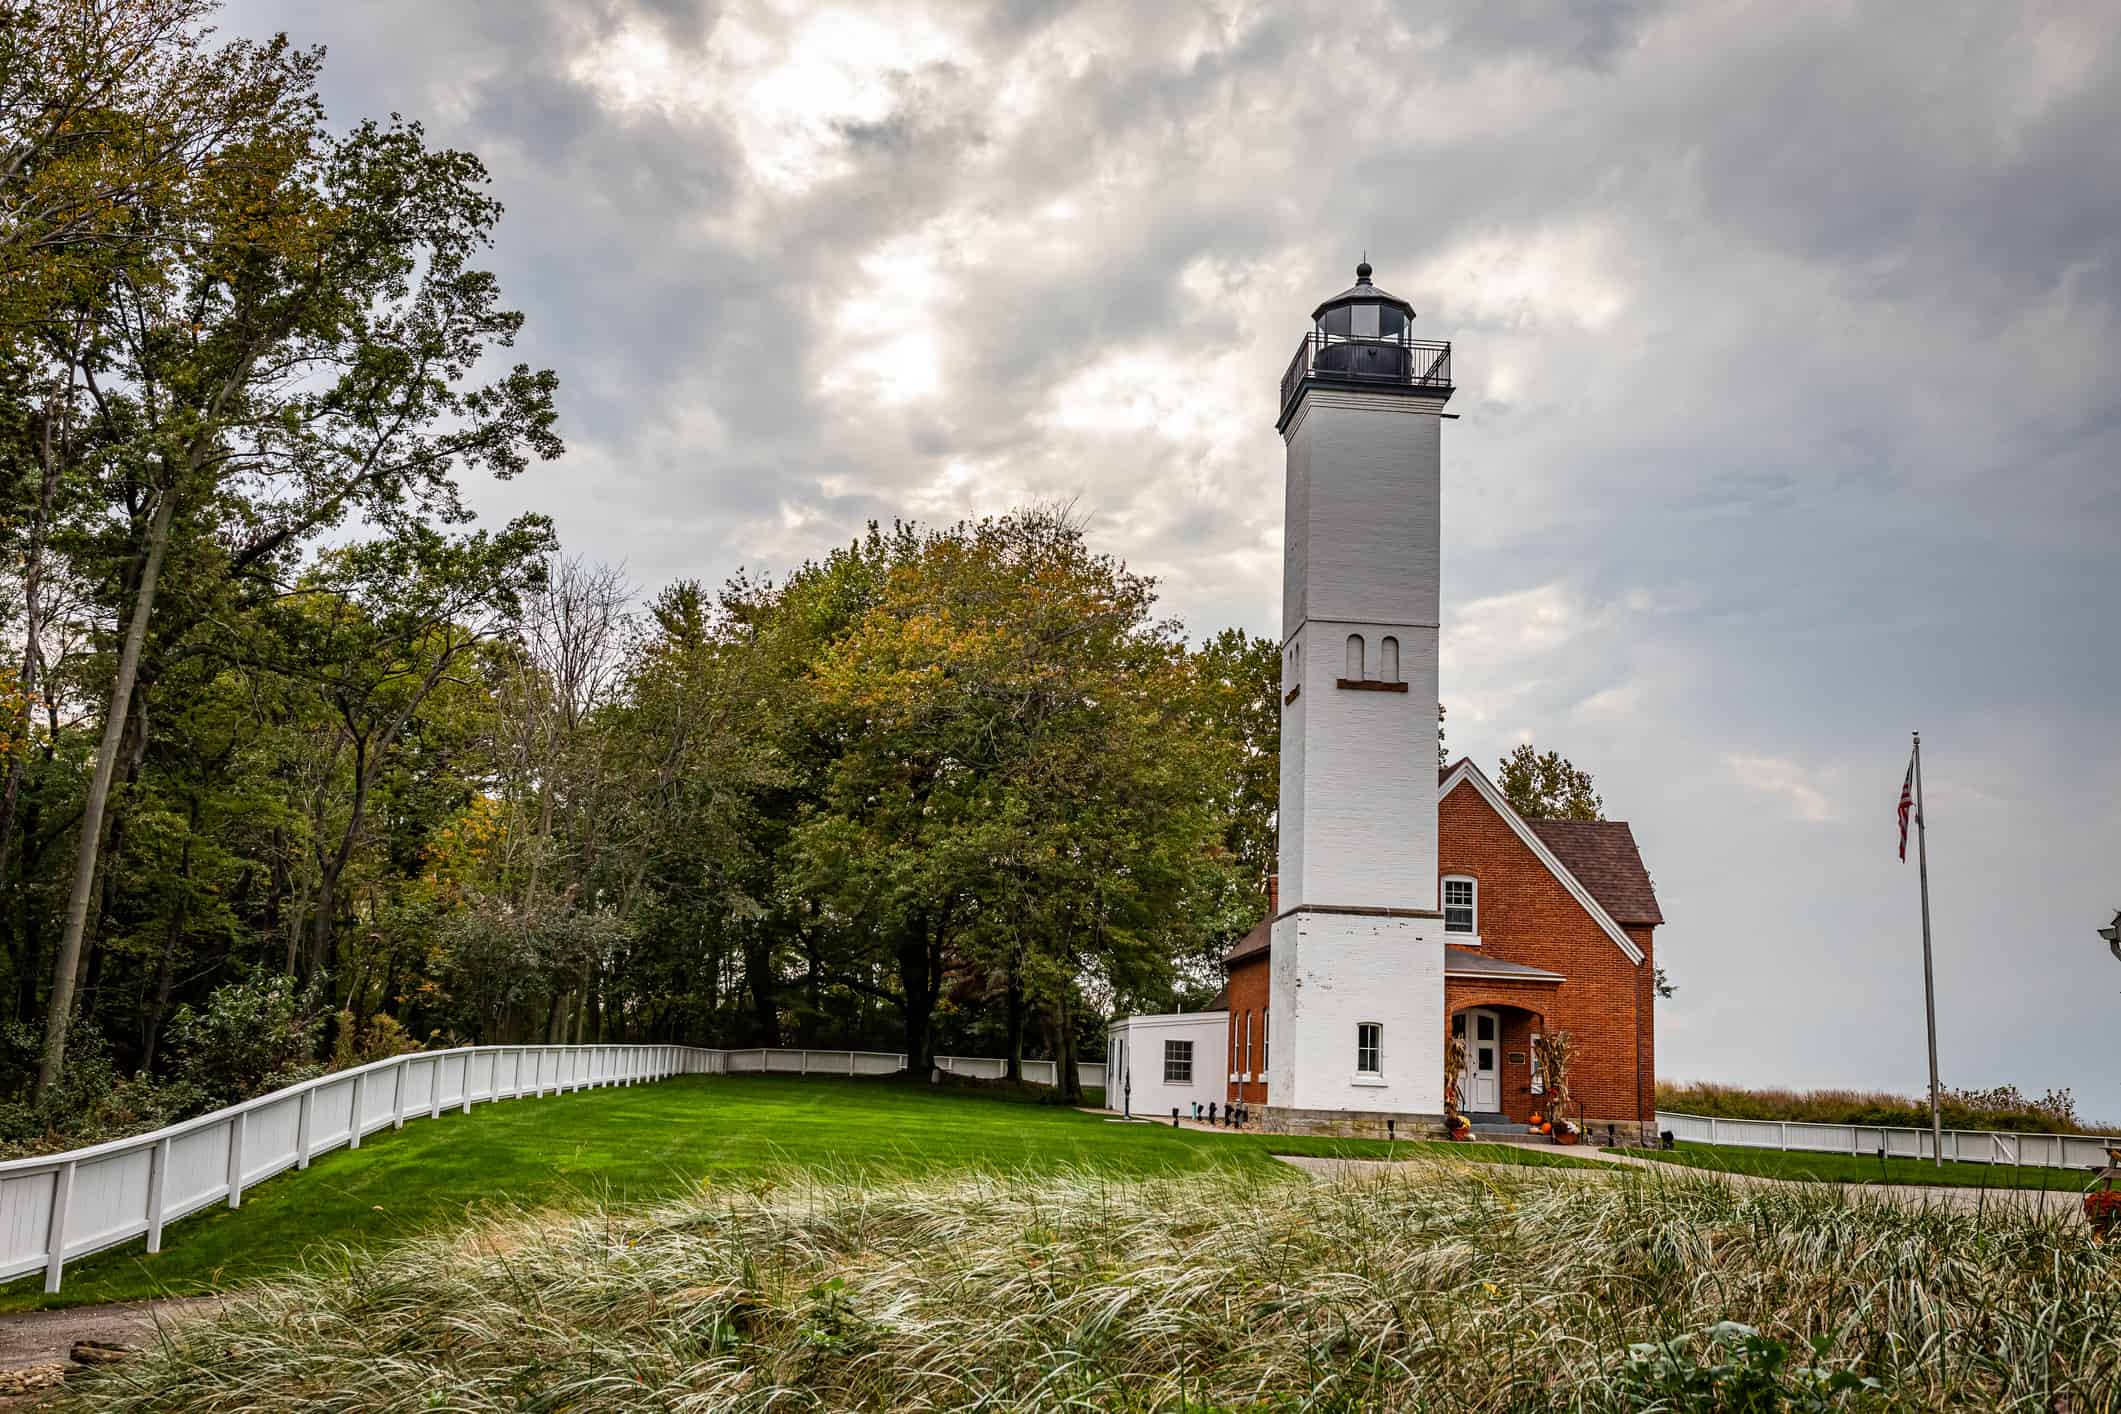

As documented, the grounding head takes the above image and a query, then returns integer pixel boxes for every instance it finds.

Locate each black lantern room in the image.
[1278,260,1452,430]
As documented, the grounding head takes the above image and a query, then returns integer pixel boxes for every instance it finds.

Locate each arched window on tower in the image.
[1380,636,1400,683]
[1345,633,1365,680]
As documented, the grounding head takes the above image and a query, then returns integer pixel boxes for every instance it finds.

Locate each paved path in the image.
[1277,1148,2088,1218]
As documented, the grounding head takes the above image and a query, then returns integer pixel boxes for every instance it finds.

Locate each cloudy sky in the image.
[222,0,2121,1120]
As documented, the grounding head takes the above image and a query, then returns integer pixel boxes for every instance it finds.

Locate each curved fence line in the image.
[3,1045,1109,1294]
[1657,1110,2118,1171]
[2,1043,719,1293]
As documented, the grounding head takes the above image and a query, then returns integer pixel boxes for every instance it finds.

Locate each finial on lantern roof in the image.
[1355,256,1373,282]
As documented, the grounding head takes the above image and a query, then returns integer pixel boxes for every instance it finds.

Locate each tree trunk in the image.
[0,397,64,886]
[1004,966,1026,1082]
[141,818,196,1072]
[1054,989,1083,1106]
[35,484,177,1104]
[895,916,944,1073]
[743,932,779,1046]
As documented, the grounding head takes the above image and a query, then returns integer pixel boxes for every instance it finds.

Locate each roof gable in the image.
[1438,759,1649,966]
[1524,819,1664,926]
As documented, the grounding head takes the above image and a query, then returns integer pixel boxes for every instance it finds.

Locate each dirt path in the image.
[0,1296,223,1405]
[1277,1149,2088,1217]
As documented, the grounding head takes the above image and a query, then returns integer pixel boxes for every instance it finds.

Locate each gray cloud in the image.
[227,0,2121,1121]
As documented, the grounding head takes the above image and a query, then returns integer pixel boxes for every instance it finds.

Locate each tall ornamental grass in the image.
[68,1160,2119,1411]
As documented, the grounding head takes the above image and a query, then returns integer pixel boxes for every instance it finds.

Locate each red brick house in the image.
[1221,757,1664,1135]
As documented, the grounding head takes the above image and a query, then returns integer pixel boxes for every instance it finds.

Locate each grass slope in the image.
[62,1161,2120,1411]
[1620,1140,2099,1191]
[5,1074,1591,1310]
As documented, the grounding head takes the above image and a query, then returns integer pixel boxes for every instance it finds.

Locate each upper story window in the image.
[1345,633,1364,679]
[1163,1039,1193,1085]
[1355,1022,1382,1076]
[1443,876,1477,934]
[1379,636,1400,683]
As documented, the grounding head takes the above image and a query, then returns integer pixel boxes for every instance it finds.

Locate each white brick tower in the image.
[1264,262,1455,1133]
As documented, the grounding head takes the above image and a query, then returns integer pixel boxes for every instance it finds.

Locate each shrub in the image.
[1657,1080,2108,1136]
[0,1024,207,1159]
[166,974,327,1109]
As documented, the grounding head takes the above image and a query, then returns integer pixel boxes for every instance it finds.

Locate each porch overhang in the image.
[1443,946,1564,984]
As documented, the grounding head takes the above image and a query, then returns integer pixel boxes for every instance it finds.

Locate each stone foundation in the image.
[1263,1105,1447,1138]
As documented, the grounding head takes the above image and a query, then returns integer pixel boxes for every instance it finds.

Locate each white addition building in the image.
[1110,262,1457,1135]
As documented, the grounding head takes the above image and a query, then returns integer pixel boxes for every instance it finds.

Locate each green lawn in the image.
[6,1074,1594,1310]
[1617,1140,2102,1191]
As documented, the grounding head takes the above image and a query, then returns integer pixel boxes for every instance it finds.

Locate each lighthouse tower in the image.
[1265,262,1455,1134]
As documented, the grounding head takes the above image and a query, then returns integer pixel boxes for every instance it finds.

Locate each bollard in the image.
[1386,1118,1395,1142]
[1172,1108,1180,1128]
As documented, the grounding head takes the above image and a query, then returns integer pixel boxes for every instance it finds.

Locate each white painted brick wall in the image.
[1279,389,1444,913]
[1269,382,1449,1118]
[1269,912,1445,1114]
[1106,1013,1228,1120]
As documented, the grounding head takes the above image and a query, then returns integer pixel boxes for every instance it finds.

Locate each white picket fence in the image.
[1658,1111,2119,1170]
[1,1043,1108,1294]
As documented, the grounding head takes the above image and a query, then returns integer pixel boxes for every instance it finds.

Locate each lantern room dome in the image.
[1310,260,1416,328]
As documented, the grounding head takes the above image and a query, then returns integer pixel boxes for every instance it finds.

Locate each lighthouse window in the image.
[1163,1039,1194,1085]
[1355,1023,1382,1076]
[1443,876,1476,934]
[1350,302,1380,339]
[1379,305,1406,338]
[1345,634,1364,680]
[1321,304,1350,338]
[1380,636,1400,682]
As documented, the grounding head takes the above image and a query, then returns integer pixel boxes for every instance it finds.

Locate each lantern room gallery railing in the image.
[1279,332,1453,426]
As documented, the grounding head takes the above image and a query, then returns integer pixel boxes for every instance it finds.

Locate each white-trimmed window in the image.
[1355,1022,1382,1076]
[1443,876,1477,934]
[1163,1039,1193,1084]
[1263,1009,1270,1071]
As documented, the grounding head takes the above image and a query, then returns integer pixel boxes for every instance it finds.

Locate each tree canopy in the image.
[1496,743,1605,821]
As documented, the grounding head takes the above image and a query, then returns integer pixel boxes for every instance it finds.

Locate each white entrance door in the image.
[1455,1009,1501,1113]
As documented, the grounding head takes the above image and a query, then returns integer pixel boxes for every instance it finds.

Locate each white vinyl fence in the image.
[3,1043,1107,1294]
[1658,1111,2119,1171]
[0,1043,712,1294]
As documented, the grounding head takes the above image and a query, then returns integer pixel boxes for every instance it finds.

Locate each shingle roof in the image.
[1524,819,1664,926]
[1223,918,1270,965]
[1442,946,1564,982]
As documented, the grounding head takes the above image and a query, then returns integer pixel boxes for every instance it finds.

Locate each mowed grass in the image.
[4,1074,1593,1310]
[1619,1140,2101,1191]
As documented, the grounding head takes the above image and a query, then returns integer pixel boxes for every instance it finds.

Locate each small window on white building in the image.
[1355,1022,1382,1075]
[1164,1039,1193,1085]
[1443,876,1476,934]
[1380,635,1400,682]
[1345,634,1365,679]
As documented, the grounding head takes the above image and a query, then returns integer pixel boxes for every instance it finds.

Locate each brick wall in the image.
[1226,952,1270,1106]
[1439,780,1656,1125]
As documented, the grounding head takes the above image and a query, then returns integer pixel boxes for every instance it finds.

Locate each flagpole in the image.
[1913,731,1942,1168]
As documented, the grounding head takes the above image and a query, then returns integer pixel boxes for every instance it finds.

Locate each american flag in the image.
[1897,753,1916,861]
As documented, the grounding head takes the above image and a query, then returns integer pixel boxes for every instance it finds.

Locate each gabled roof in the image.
[1224,917,1271,965]
[1223,762,1662,969]
[1525,819,1664,926]
[1438,758,1651,966]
